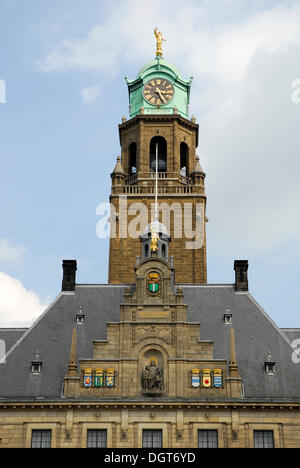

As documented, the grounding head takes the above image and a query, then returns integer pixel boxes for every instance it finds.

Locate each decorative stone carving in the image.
[141,360,164,394]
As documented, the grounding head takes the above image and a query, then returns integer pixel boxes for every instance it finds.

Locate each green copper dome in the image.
[137,56,183,79]
[126,55,193,118]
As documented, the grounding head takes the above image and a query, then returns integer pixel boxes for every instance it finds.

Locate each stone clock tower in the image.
[108,47,207,285]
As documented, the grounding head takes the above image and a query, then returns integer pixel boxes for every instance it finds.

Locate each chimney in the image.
[234,260,248,291]
[62,260,77,291]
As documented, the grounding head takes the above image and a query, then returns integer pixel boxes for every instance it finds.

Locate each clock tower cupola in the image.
[126,30,192,119]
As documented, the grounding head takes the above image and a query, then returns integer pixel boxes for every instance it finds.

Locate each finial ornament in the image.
[154,28,166,57]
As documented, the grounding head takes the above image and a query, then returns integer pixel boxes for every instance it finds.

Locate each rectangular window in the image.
[198,430,218,448]
[31,430,52,448]
[76,314,85,324]
[254,430,274,448]
[31,363,41,374]
[142,429,162,448]
[87,429,107,448]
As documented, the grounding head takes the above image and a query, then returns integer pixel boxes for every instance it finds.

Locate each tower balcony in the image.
[125,171,191,186]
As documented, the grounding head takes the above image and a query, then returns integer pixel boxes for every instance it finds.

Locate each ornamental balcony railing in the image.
[111,184,205,195]
[136,255,174,266]
[126,171,190,186]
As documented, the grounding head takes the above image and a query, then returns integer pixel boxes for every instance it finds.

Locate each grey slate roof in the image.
[281,329,300,342]
[0,329,27,358]
[0,283,299,401]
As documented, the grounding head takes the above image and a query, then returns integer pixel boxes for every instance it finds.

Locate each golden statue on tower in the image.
[150,225,159,252]
[154,28,165,56]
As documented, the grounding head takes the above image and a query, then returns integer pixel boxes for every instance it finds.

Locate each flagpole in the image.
[155,143,158,221]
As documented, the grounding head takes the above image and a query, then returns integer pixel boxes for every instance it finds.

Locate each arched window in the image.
[144,243,149,258]
[150,136,167,172]
[180,142,189,177]
[129,142,137,175]
[161,244,166,257]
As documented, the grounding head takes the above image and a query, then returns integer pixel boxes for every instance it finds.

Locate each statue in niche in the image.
[142,360,163,391]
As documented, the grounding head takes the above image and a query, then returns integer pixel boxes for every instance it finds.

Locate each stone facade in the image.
[109,114,207,284]
[1,403,300,448]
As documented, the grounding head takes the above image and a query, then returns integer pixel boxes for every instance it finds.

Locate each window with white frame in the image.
[76,314,85,324]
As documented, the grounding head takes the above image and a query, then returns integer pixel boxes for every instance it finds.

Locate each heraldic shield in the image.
[202,369,212,388]
[191,369,200,388]
[83,368,93,388]
[94,369,104,388]
[148,272,160,294]
[213,369,223,388]
[105,369,115,388]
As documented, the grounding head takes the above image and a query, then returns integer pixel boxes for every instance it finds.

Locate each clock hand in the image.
[155,88,166,103]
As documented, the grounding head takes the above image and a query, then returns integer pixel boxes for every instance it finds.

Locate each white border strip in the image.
[76,284,132,288]
[179,284,234,288]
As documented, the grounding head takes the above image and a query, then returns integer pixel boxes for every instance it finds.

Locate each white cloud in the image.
[80,84,101,104]
[0,272,47,327]
[0,239,26,263]
[39,2,300,83]
[38,0,300,256]
[38,1,300,120]
[202,40,300,255]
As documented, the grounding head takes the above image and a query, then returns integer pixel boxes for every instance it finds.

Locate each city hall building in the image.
[0,34,300,449]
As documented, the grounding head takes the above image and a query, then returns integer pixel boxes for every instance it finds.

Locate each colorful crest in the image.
[83,368,93,388]
[94,369,104,388]
[191,369,200,388]
[105,369,115,388]
[213,369,223,388]
[202,369,212,388]
[148,272,160,294]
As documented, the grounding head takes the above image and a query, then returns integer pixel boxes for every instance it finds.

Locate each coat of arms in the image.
[148,272,160,294]
[191,369,200,388]
[105,369,115,387]
[213,369,223,388]
[94,369,104,388]
[83,368,93,388]
[202,369,212,388]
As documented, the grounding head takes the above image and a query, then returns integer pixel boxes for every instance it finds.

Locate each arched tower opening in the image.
[150,136,167,172]
[180,142,189,177]
[129,142,137,175]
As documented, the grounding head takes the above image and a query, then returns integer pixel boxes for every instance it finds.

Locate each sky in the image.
[0,0,300,328]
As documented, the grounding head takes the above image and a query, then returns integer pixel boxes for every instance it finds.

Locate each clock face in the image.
[143,79,174,106]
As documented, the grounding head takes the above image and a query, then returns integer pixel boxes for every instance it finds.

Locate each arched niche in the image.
[150,136,167,172]
[138,345,167,396]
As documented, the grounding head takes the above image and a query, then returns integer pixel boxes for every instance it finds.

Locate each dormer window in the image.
[224,306,232,325]
[76,314,85,324]
[264,353,276,375]
[76,306,85,324]
[31,352,42,374]
[31,363,41,374]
